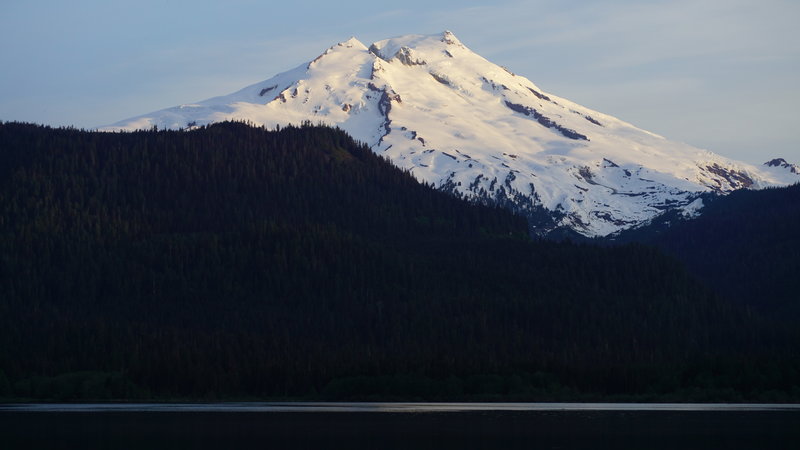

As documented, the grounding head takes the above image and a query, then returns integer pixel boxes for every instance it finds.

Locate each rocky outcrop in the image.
[395,47,426,66]
[704,163,754,192]
[504,101,588,141]
[765,158,800,174]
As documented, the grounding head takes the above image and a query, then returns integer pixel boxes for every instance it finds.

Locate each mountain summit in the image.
[103,31,799,236]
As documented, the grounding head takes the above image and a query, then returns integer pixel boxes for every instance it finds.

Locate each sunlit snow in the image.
[102,32,800,236]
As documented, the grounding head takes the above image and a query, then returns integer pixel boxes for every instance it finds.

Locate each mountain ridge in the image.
[103,31,799,236]
[6,121,795,401]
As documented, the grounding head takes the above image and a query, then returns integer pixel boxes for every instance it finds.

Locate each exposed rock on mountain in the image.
[103,31,799,236]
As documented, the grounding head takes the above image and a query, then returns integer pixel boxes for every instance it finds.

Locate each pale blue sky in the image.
[1,0,798,164]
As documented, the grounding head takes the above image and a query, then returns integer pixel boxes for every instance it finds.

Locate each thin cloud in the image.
[414,0,799,162]
[425,0,800,69]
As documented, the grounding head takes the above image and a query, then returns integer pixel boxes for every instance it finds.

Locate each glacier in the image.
[102,31,799,236]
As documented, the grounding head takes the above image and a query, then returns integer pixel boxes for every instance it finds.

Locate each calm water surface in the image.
[2,402,799,449]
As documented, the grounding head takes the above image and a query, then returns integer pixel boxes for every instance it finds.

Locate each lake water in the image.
[2,402,799,449]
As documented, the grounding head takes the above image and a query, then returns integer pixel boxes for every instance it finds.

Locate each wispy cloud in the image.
[410,0,800,162]
[2,0,798,162]
[422,0,800,70]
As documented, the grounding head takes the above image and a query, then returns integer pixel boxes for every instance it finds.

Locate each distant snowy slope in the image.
[103,31,799,236]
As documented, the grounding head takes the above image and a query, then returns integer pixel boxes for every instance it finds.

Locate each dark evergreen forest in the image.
[610,184,800,320]
[0,122,797,401]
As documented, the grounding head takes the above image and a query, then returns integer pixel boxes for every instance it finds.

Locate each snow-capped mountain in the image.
[103,31,799,236]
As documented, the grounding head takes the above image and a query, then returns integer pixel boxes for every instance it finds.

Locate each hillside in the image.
[610,183,800,318]
[0,122,797,401]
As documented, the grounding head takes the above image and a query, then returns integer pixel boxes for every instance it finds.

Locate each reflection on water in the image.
[2,403,799,450]
[3,402,800,412]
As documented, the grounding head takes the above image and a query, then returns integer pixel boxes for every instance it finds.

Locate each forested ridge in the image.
[610,184,800,319]
[0,122,797,401]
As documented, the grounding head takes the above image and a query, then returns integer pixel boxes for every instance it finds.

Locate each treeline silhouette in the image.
[0,122,797,401]
[611,183,800,320]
